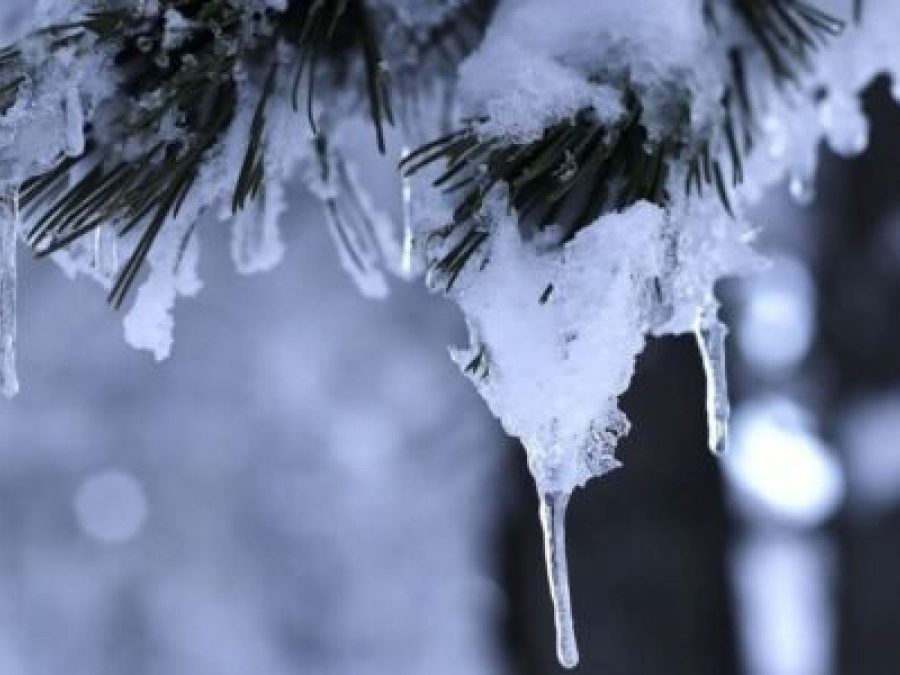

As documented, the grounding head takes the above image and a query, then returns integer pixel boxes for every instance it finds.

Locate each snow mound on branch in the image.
[450,198,663,492]
[457,0,719,143]
[442,191,758,495]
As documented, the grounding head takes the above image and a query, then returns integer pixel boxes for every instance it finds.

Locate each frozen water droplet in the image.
[0,190,18,398]
[538,490,579,669]
[695,300,730,455]
[789,175,815,205]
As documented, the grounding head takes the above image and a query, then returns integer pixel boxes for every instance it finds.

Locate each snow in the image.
[456,0,717,143]
[448,196,664,495]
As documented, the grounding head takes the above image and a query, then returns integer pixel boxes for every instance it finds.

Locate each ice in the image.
[444,196,664,495]
[63,81,84,157]
[538,490,579,669]
[124,220,202,362]
[695,298,730,456]
[231,182,285,276]
[307,139,390,299]
[92,226,119,282]
[0,189,17,398]
[400,147,416,279]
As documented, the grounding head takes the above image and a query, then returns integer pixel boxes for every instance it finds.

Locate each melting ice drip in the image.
[0,189,18,398]
[694,299,730,455]
[539,490,579,669]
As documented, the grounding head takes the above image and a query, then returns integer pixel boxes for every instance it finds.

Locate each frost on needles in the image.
[2,0,900,670]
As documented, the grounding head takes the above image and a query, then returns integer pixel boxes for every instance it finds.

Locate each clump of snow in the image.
[457,0,718,143]
[450,195,665,494]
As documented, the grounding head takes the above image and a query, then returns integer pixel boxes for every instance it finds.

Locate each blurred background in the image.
[3,7,900,675]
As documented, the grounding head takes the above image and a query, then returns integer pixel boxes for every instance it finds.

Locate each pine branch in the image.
[3,0,411,307]
[387,0,497,129]
[728,0,844,81]
[284,0,393,152]
[402,92,691,287]
[406,0,845,290]
[16,4,244,307]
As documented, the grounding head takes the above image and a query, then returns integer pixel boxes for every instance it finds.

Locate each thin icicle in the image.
[694,299,730,455]
[93,226,119,283]
[538,490,579,669]
[310,137,389,299]
[230,182,285,276]
[400,145,416,279]
[63,83,85,157]
[0,189,19,398]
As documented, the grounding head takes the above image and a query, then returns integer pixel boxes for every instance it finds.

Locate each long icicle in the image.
[399,145,416,280]
[0,188,19,398]
[694,298,730,455]
[538,490,579,669]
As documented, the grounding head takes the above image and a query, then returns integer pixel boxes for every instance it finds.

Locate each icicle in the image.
[694,299,730,455]
[538,490,579,669]
[0,189,19,398]
[93,226,119,282]
[63,83,85,158]
[400,145,416,279]
[230,182,284,276]
[311,139,389,299]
